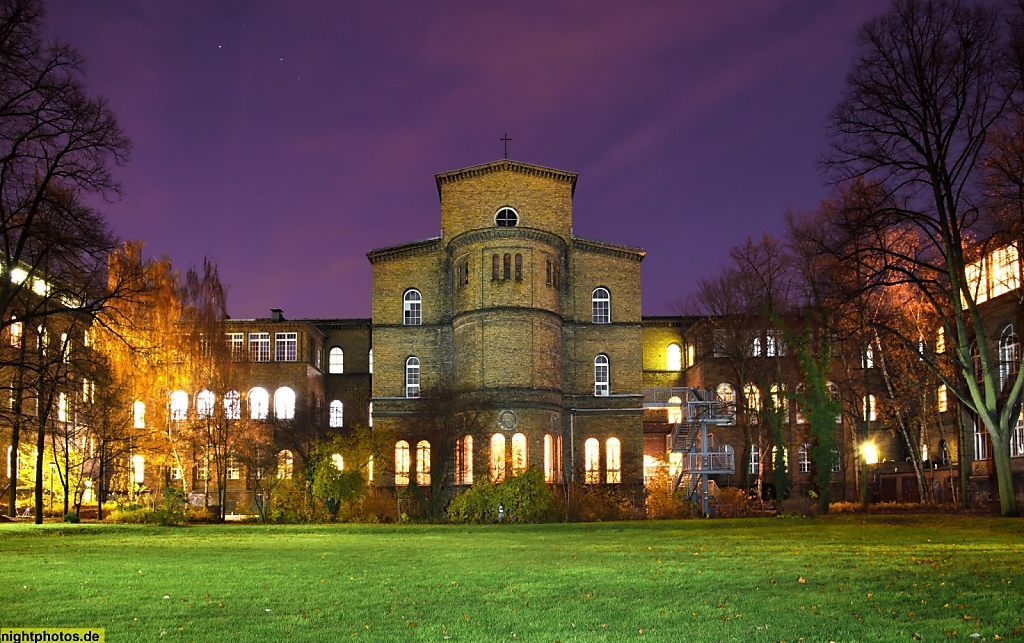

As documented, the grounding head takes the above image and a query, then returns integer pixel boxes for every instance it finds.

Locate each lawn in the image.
[1,515,1023,642]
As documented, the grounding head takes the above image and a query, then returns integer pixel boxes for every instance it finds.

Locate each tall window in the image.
[828,381,842,423]
[863,394,877,422]
[9,317,21,347]
[395,441,410,486]
[743,383,761,415]
[544,434,554,483]
[492,255,500,280]
[277,450,294,479]
[974,423,989,460]
[752,336,762,357]
[937,384,948,413]
[749,444,760,475]
[274,387,295,420]
[249,387,269,420]
[514,253,522,281]
[770,384,786,422]
[133,401,145,429]
[329,400,344,428]
[405,357,420,398]
[329,347,344,374]
[368,402,373,427]
[798,444,811,473]
[227,458,241,480]
[936,327,946,354]
[224,391,240,420]
[1011,412,1024,458]
[196,390,215,419]
[592,287,610,324]
[275,332,297,362]
[456,435,474,485]
[863,345,875,369]
[594,354,610,397]
[503,253,511,280]
[490,433,506,482]
[766,330,784,357]
[511,433,527,475]
[584,438,600,484]
[667,396,683,424]
[249,333,270,362]
[416,440,431,486]
[999,325,1020,389]
[794,384,807,424]
[606,438,621,483]
[990,244,1021,300]
[368,349,373,374]
[132,455,145,484]
[226,332,244,361]
[170,390,188,421]
[717,383,736,423]
[403,289,422,325]
[666,343,682,371]
[57,392,67,423]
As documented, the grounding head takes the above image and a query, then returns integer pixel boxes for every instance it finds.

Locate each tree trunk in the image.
[990,430,1020,517]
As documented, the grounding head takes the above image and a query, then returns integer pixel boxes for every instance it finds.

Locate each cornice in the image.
[447,226,567,254]
[435,159,578,199]
[367,237,441,265]
[572,236,646,262]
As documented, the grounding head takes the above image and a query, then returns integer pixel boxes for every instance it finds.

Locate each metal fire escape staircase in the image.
[644,387,737,516]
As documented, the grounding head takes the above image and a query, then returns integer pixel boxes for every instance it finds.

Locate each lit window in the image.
[329,347,344,374]
[798,444,811,473]
[749,444,760,475]
[227,458,241,480]
[195,461,209,481]
[511,432,527,475]
[990,244,1020,299]
[666,343,682,371]
[368,455,374,482]
[592,288,610,324]
[495,207,519,227]
[770,384,787,422]
[606,438,621,483]
[771,445,789,470]
[936,327,945,354]
[767,331,783,357]
[331,454,344,471]
[416,440,431,486]
[743,383,761,414]
[863,345,875,369]
[226,333,244,361]
[368,402,373,427]
[196,390,215,419]
[9,317,21,347]
[170,465,182,480]
[457,435,474,485]
[1011,412,1024,458]
[329,400,343,427]
[83,379,94,404]
[974,423,989,460]
[275,332,297,362]
[170,390,188,421]
[57,392,67,423]
[248,387,269,420]
[716,383,736,423]
[490,433,505,482]
[277,450,294,479]
[368,349,373,374]
[863,394,877,422]
[584,438,600,484]
[667,395,683,424]
[832,448,842,472]
[133,401,145,429]
[60,333,70,363]
[687,343,695,367]
[543,434,554,483]
[403,290,422,325]
[132,455,145,484]
[274,387,295,420]
[752,336,762,357]
[395,441,410,486]
[224,390,240,420]
[594,354,609,397]
[999,325,1020,389]
[249,333,270,362]
[937,384,948,413]
[406,356,420,398]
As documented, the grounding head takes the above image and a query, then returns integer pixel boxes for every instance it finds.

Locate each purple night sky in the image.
[45,1,892,320]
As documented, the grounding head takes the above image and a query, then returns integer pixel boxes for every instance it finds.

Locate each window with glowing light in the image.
[277,450,294,479]
[936,327,946,354]
[133,401,145,429]
[132,455,145,484]
[990,244,1020,299]
[863,345,875,369]
[1011,412,1024,458]
[863,394,877,422]
[249,333,270,362]
[592,288,610,324]
[9,317,21,347]
[490,433,505,482]
[331,453,344,471]
[743,383,761,416]
[667,396,683,424]
[716,383,736,423]
[329,347,344,374]
[169,390,188,421]
[275,332,297,362]
[395,440,410,486]
[226,332,244,361]
[248,387,269,420]
[456,435,474,485]
[329,400,343,427]
[974,423,989,460]
[196,390,215,419]
[368,349,373,374]
[584,438,600,484]
[666,343,682,371]
[227,458,241,480]
[57,392,67,423]
[511,432,527,475]
[770,384,787,423]
[224,390,240,420]
[749,444,760,475]
[594,354,609,397]
[274,387,295,420]
[999,325,1020,389]
[543,434,554,483]
[798,443,811,473]
[416,440,431,486]
[937,384,948,413]
[606,438,621,483]
[403,289,422,325]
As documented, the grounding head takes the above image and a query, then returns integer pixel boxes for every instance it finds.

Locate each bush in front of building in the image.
[558,483,642,522]
[447,469,555,524]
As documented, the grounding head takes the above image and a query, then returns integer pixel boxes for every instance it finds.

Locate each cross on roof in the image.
[500,133,511,159]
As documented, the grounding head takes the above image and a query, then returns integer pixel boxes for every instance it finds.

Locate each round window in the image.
[495,207,518,227]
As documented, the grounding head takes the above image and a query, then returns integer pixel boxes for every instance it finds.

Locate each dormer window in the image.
[495,207,518,227]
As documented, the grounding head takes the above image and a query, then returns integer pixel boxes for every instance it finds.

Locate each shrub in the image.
[338,489,400,523]
[558,484,640,522]
[447,469,556,524]
[105,507,151,524]
[186,507,219,523]
[62,511,79,523]
[714,487,760,517]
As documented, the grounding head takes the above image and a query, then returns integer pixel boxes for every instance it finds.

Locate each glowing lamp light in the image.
[331,453,344,471]
[861,442,880,465]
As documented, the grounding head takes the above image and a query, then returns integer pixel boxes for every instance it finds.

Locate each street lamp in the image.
[860,442,879,465]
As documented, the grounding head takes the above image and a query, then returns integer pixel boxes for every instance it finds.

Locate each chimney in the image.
[270,309,284,322]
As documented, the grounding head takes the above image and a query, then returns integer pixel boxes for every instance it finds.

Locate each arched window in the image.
[169,390,188,421]
[592,287,610,324]
[405,357,420,398]
[543,434,554,483]
[274,387,295,420]
[132,455,145,484]
[667,395,683,424]
[511,433,527,475]
[133,401,145,429]
[594,354,610,397]
[752,336,762,357]
[490,433,506,482]
[456,435,474,485]
[277,450,294,479]
[743,383,761,414]
[403,289,422,326]
[716,383,736,423]
[666,343,682,371]
[395,441,410,486]
[329,400,343,428]
[503,253,511,280]
[415,440,432,485]
[248,387,269,420]
[584,438,600,484]
[514,254,523,281]
[606,438,621,483]
[329,347,344,374]
[224,390,240,420]
[999,325,1020,389]
[863,394,877,422]
[798,443,811,473]
[196,390,215,419]
[492,254,499,280]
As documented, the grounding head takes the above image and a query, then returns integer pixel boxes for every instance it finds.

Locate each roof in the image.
[434,159,578,199]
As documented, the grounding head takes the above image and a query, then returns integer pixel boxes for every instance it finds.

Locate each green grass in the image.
[1,516,1023,642]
